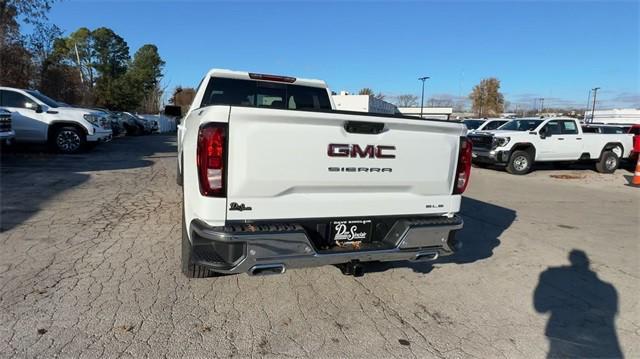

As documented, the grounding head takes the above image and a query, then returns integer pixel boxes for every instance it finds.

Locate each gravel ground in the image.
[1,135,638,358]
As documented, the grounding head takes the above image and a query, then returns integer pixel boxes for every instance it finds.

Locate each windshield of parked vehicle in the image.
[200,77,332,111]
[26,90,60,108]
[498,119,544,131]
[463,120,485,129]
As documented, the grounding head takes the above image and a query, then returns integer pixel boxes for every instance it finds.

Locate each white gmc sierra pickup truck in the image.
[174,69,471,277]
[469,117,634,175]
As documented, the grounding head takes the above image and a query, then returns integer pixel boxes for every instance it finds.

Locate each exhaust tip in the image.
[414,251,439,261]
[250,264,286,276]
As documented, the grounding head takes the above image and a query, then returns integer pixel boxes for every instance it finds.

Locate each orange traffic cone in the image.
[633,156,640,186]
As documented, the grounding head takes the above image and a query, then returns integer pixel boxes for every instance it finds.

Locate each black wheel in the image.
[595,151,619,173]
[53,126,85,154]
[125,124,140,136]
[176,155,183,186]
[506,150,532,175]
[181,205,220,278]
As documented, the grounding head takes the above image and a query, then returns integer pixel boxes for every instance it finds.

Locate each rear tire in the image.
[506,150,532,175]
[176,155,183,186]
[595,151,619,173]
[181,204,220,278]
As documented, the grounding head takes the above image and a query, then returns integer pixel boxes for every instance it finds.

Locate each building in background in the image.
[332,92,397,114]
[397,107,453,120]
[584,108,640,125]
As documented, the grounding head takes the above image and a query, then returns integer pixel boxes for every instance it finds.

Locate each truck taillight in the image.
[453,138,472,194]
[197,124,227,197]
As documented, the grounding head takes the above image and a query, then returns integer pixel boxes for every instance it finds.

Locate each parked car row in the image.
[463,117,636,174]
[0,86,159,154]
[92,109,159,137]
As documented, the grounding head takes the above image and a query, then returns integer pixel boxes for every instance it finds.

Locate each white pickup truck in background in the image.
[469,117,634,174]
[174,69,471,277]
[463,118,509,133]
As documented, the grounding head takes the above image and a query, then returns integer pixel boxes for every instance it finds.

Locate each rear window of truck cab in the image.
[200,77,332,111]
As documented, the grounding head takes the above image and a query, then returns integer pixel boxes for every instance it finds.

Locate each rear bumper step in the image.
[189,215,463,275]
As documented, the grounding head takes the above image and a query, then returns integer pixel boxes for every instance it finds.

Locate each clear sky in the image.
[45,0,639,110]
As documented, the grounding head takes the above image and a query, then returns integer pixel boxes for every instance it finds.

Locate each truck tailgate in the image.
[226,107,466,220]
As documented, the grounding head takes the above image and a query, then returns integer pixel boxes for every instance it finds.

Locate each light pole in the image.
[590,87,600,123]
[418,76,430,118]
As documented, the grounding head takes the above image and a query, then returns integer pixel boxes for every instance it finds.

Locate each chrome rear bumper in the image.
[189,215,463,275]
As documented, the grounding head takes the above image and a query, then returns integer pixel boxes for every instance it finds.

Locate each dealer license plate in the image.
[330,219,372,243]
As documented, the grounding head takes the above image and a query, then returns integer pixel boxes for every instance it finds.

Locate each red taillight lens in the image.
[197,124,226,197]
[453,138,473,194]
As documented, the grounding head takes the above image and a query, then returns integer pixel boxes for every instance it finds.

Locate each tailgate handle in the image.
[344,121,385,135]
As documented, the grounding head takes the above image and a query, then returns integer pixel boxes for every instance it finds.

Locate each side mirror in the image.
[25,102,43,113]
[164,105,182,118]
[539,127,547,139]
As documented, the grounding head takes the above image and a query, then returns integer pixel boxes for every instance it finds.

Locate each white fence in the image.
[139,114,177,133]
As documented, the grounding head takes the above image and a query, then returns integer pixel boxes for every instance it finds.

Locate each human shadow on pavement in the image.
[363,196,517,274]
[533,250,623,359]
[0,135,176,232]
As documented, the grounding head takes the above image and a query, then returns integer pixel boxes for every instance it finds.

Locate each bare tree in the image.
[374,92,386,101]
[27,22,62,87]
[427,97,453,107]
[469,78,505,116]
[395,94,418,107]
[358,88,374,96]
[170,86,196,115]
[140,82,167,113]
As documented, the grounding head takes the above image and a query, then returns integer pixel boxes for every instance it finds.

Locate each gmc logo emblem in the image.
[327,144,396,158]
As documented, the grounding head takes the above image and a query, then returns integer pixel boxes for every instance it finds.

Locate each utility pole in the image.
[590,87,600,123]
[418,76,430,118]
[584,89,592,121]
[540,98,544,114]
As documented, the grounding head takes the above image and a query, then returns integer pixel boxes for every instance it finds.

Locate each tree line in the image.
[353,79,505,115]
[0,0,165,112]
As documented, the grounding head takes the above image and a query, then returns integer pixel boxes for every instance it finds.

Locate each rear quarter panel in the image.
[581,133,634,158]
[182,106,231,232]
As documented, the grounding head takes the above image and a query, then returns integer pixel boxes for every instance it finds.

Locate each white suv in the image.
[0,87,112,153]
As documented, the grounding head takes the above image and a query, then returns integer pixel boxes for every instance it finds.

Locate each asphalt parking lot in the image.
[1,135,638,358]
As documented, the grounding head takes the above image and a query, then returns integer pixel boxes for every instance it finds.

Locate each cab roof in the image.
[205,69,328,89]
